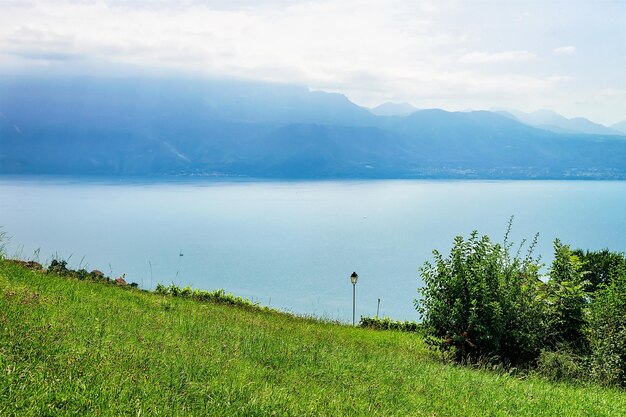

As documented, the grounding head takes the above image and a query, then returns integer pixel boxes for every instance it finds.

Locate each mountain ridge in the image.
[1,77,625,179]
[370,102,419,117]
[501,109,623,136]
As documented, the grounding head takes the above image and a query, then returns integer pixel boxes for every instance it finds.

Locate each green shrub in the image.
[418,225,626,387]
[153,283,260,309]
[359,316,422,333]
[74,268,89,280]
[587,273,626,386]
[572,248,626,293]
[536,348,585,382]
[544,240,588,350]
[48,259,69,275]
[416,227,546,365]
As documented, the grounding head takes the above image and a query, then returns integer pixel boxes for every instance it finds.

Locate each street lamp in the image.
[350,271,359,326]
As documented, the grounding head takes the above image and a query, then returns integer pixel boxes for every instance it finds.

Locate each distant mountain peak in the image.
[532,109,562,117]
[611,120,626,134]
[503,108,623,136]
[370,102,419,117]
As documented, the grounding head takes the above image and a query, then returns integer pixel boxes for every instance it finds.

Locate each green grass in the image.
[1,260,625,416]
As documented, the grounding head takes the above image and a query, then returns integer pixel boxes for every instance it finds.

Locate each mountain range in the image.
[369,102,419,117]
[495,109,624,136]
[611,120,626,134]
[1,76,625,179]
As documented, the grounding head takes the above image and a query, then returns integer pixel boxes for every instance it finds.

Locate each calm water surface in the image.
[1,177,625,321]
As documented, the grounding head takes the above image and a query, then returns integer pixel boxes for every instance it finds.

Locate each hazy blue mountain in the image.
[491,110,522,121]
[1,77,626,179]
[370,102,419,116]
[0,77,375,127]
[612,120,626,134]
[507,109,622,135]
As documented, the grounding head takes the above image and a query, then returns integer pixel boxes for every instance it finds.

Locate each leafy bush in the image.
[587,273,626,386]
[48,259,70,275]
[544,240,588,350]
[47,260,100,282]
[416,228,546,365]
[572,248,626,293]
[154,283,260,309]
[536,348,586,382]
[359,316,422,333]
[417,225,626,387]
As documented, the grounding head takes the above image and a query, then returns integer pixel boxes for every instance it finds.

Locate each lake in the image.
[1,177,625,322]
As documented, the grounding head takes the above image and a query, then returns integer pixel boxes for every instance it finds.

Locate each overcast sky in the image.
[1,0,624,124]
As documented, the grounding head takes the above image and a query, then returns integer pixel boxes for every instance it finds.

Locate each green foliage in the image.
[417,228,547,365]
[536,348,586,382]
[544,240,588,350]
[572,248,626,292]
[154,283,260,309]
[45,259,113,283]
[417,224,626,387]
[359,316,422,333]
[550,239,584,285]
[587,273,626,386]
[48,259,70,275]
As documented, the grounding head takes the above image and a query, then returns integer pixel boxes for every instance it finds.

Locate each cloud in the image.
[547,75,575,83]
[0,0,624,124]
[2,49,82,61]
[0,24,85,63]
[553,45,576,55]
[458,50,538,64]
[597,88,626,97]
[515,11,531,22]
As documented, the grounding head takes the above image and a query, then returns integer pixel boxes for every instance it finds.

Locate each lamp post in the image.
[350,272,359,326]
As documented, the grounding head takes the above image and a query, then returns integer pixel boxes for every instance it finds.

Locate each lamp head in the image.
[350,271,359,284]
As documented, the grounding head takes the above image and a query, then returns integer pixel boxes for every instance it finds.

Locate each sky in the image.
[0,0,625,125]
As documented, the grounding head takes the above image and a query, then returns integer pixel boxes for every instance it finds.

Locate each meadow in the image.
[1,260,626,416]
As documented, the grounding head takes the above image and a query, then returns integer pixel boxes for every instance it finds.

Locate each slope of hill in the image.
[506,109,623,136]
[1,77,626,179]
[2,259,625,416]
[612,120,626,134]
[369,102,419,116]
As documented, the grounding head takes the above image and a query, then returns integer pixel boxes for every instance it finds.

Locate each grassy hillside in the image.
[1,260,625,416]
